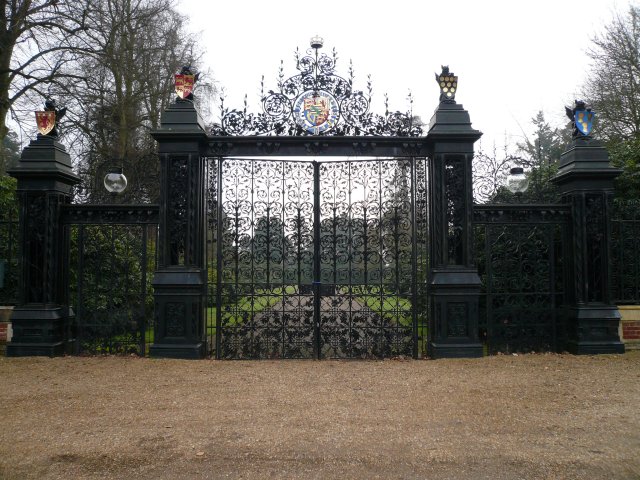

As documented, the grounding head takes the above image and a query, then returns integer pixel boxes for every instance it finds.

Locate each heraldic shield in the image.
[303,96,330,126]
[175,74,195,99]
[575,109,594,136]
[35,111,55,136]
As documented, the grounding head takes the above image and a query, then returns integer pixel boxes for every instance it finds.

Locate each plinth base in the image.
[567,340,625,355]
[149,342,206,359]
[430,342,483,359]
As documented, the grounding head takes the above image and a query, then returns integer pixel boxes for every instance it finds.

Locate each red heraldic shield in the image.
[35,111,55,135]
[175,74,195,99]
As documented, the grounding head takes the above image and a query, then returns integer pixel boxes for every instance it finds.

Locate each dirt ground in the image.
[0,352,639,480]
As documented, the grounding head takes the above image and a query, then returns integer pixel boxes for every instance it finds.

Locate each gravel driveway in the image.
[0,352,639,479]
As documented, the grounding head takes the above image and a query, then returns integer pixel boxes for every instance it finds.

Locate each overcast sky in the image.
[181,0,632,151]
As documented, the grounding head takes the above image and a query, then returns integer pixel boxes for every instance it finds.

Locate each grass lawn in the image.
[137,285,429,356]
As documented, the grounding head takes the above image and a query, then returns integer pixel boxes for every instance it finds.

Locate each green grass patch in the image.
[355,294,413,327]
[212,286,296,326]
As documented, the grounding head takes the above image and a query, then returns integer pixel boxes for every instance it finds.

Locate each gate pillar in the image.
[552,128,625,354]
[149,99,208,359]
[6,133,79,356]
[426,100,483,358]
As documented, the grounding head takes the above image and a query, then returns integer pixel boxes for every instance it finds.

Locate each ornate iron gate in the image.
[206,157,428,359]
[473,205,569,353]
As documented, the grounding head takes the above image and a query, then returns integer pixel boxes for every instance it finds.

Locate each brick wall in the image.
[0,307,13,354]
[619,306,640,350]
[623,321,640,340]
[0,321,7,342]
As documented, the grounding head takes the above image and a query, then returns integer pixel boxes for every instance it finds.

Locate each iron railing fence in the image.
[0,212,18,305]
[611,199,640,305]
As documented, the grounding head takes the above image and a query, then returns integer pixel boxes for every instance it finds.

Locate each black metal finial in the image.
[435,66,457,104]
[565,99,594,140]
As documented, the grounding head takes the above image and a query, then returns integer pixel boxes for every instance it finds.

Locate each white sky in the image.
[181,0,631,152]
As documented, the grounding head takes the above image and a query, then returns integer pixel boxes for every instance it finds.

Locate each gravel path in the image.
[0,352,639,479]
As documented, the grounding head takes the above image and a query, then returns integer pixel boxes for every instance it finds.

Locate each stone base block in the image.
[149,342,206,359]
[429,342,484,359]
[567,340,625,355]
[6,341,65,357]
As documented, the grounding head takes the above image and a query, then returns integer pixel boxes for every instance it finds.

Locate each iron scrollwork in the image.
[585,193,606,302]
[168,157,188,265]
[24,193,47,303]
[474,210,567,354]
[445,157,465,265]
[207,157,423,359]
[611,199,640,303]
[211,46,423,137]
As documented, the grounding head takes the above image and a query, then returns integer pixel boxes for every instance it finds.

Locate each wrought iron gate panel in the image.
[210,158,315,359]
[0,206,18,305]
[473,206,568,353]
[318,159,414,358]
[207,157,427,359]
[68,224,157,355]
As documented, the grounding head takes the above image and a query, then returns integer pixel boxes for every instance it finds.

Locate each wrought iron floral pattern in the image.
[319,159,414,358]
[611,199,640,304]
[585,193,606,302]
[474,212,567,353]
[167,157,188,265]
[210,47,423,137]
[206,157,425,359]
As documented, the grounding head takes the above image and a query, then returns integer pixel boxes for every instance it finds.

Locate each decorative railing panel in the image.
[63,206,159,355]
[473,205,569,353]
[611,199,640,304]
[0,211,18,305]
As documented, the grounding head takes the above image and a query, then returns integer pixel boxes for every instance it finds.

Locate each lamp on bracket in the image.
[506,166,529,195]
[103,165,128,194]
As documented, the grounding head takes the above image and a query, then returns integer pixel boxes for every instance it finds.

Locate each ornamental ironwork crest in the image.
[211,37,423,137]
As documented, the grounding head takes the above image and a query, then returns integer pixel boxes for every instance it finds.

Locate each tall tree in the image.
[0,0,89,142]
[582,6,640,199]
[0,128,20,174]
[473,112,570,204]
[513,111,571,202]
[583,6,640,142]
[57,0,210,203]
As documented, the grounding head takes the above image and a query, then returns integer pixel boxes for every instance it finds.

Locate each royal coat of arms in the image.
[293,90,340,134]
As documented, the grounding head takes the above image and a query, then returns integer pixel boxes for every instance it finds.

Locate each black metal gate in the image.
[206,157,428,359]
[62,206,159,355]
[473,205,569,353]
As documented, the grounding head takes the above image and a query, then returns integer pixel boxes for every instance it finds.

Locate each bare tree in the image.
[582,6,640,142]
[56,0,213,203]
[472,144,525,204]
[0,0,89,141]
